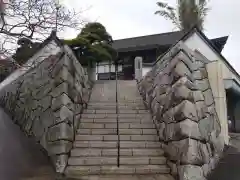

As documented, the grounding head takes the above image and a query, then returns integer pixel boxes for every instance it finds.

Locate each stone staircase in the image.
[65,80,173,180]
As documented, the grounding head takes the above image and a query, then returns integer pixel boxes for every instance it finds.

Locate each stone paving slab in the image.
[72,174,174,180]
[119,157,166,165]
[120,141,162,148]
[80,118,117,123]
[65,165,170,176]
[75,135,159,141]
[87,105,147,110]
[21,176,54,180]
[74,141,118,148]
[81,114,151,119]
[70,148,164,157]
[22,174,174,180]
[87,102,145,106]
[78,122,155,129]
[77,128,117,135]
[83,109,149,114]
[68,157,118,166]
[118,128,157,135]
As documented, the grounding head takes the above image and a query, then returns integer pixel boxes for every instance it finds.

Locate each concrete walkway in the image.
[0,108,55,180]
[207,145,240,180]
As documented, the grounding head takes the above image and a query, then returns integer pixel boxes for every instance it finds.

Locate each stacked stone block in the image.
[0,45,92,173]
[137,42,224,180]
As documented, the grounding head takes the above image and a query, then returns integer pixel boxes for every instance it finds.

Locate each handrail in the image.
[115,60,120,167]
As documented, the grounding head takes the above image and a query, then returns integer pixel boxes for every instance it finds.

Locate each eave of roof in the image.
[117,44,161,53]
[224,78,240,96]
[113,31,184,51]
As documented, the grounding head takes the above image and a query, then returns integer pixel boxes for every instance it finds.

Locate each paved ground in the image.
[64,174,174,180]
[207,145,240,180]
[0,108,55,180]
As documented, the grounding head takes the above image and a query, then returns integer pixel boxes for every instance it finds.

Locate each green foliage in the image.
[64,37,90,47]
[78,22,113,44]
[65,22,116,66]
[155,0,210,31]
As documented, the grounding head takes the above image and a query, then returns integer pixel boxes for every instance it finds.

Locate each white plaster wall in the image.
[207,61,229,144]
[220,61,240,85]
[142,67,152,77]
[184,32,240,84]
[184,32,240,85]
[184,32,219,61]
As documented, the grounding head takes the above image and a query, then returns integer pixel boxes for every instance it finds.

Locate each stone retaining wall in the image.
[137,42,224,180]
[0,44,92,173]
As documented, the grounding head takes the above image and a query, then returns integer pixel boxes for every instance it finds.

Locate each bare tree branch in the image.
[0,0,86,55]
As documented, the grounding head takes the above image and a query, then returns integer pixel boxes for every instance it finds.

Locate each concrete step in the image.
[80,118,117,123]
[71,148,164,157]
[80,118,153,124]
[83,109,149,114]
[78,123,155,129]
[77,128,117,135]
[20,167,55,180]
[74,141,118,148]
[68,157,117,166]
[88,102,144,105]
[77,128,157,135]
[65,165,170,176]
[87,104,145,108]
[120,129,157,135]
[81,114,118,119]
[87,104,146,109]
[75,135,159,141]
[118,118,153,123]
[20,176,54,180]
[87,105,147,110]
[73,141,162,149]
[120,157,166,165]
[120,141,162,148]
[71,148,102,157]
[81,113,151,119]
[68,156,166,166]
[64,174,174,180]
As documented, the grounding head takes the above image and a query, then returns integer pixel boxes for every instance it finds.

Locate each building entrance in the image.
[96,57,135,80]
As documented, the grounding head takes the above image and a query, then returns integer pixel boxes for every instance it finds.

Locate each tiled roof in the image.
[113,31,228,53]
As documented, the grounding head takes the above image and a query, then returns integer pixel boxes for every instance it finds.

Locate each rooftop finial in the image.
[51,30,57,37]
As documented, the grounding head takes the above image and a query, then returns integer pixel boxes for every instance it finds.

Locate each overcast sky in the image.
[63,0,240,72]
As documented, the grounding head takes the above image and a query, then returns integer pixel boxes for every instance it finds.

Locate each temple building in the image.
[96,30,228,80]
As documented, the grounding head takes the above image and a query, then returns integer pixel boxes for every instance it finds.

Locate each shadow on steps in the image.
[207,146,240,180]
[0,108,55,180]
